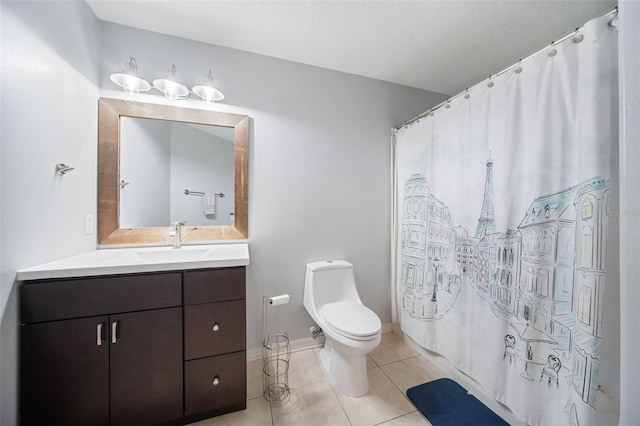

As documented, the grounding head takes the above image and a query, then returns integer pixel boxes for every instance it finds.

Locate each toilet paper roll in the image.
[269,294,290,306]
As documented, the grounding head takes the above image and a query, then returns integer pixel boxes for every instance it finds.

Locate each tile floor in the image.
[195,333,448,426]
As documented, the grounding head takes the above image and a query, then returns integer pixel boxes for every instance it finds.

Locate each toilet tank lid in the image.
[306,260,352,272]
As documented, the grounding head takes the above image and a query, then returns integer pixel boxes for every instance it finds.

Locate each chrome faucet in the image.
[169,221,186,249]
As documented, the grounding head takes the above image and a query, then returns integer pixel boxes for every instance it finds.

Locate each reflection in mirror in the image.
[120,118,235,228]
[98,98,249,245]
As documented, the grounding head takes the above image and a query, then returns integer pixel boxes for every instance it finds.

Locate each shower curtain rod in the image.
[393,7,618,131]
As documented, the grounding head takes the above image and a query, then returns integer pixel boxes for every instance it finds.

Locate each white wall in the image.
[120,117,171,228]
[99,22,447,351]
[618,1,640,424]
[0,1,101,424]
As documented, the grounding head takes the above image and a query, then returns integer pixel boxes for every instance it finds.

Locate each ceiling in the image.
[86,0,616,96]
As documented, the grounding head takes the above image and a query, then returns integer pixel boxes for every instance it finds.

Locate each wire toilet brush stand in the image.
[262,294,291,406]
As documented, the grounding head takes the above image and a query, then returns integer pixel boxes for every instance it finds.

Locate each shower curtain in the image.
[394,14,617,426]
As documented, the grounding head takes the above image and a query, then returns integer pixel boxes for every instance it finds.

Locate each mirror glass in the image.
[98,98,249,245]
[120,117,235,228]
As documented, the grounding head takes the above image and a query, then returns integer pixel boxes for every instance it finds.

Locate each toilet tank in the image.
[304,260,362,317]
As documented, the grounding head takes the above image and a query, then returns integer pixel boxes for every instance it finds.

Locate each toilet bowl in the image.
[303,260,382,396]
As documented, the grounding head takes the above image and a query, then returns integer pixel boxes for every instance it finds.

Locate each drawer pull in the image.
[212,323,220,332]
[213,376,220,386]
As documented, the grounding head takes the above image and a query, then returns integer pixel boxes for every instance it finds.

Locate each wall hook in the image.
[55,163,75,175]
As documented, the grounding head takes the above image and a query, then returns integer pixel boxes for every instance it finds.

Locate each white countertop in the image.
[17,243,250,281]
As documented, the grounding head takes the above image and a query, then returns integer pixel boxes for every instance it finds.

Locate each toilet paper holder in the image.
[262,294,291,406]
[268,294,290,306]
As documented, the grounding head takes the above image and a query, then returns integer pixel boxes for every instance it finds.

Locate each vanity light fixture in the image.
[110,59,226,102]
[192,70,225,103]
[153,64,189,101]
[110,57,151,96]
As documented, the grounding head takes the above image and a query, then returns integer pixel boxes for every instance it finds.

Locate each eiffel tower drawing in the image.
[475,152,496,238]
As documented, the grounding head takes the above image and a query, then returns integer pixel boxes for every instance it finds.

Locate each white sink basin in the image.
[134,248,211,262]
[98,251,145,265]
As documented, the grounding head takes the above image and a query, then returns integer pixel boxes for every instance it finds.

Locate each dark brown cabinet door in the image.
[109,307,183,426]
[20,316,110,426]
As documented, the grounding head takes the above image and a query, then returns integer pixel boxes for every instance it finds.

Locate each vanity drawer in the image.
[184,351,246,416]
[184,300,246,360]
[184,267,245,305]
[21,273,182,323]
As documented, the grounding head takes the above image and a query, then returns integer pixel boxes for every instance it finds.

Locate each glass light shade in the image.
[153,79,189,100]
[192,85,225,103]
[153,64,189,101]
[192,70,225,103]
[110,57,150,95]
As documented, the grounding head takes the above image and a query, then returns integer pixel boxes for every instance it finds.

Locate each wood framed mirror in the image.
[98,98,248,245]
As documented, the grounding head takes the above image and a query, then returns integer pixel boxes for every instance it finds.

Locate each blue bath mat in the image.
[406,378,509,426]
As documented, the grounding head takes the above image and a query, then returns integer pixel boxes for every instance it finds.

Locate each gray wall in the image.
[98,22,448,350]
[0,2,101,424]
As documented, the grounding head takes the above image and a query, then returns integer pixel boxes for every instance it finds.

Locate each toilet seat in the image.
[323,301,381,341]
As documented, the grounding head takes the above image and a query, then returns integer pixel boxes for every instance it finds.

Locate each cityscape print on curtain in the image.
[394,14,617,426]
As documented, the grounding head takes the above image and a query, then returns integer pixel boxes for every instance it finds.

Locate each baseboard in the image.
[247,322,394,361]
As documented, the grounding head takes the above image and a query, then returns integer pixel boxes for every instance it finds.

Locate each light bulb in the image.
[122,75,140,95]
[164,80,180,101]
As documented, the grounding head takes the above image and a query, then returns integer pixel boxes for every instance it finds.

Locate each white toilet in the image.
[303,260,382,397]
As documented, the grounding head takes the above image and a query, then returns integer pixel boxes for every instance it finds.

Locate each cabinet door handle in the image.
[212,323,220,332]
[213,376,220,386]
[111,321,119,344]
[96,322,105,346]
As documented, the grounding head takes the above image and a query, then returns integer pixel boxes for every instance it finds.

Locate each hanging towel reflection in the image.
[203,193,216,215]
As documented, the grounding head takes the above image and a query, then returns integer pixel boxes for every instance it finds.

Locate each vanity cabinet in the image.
[20,267,246,426]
